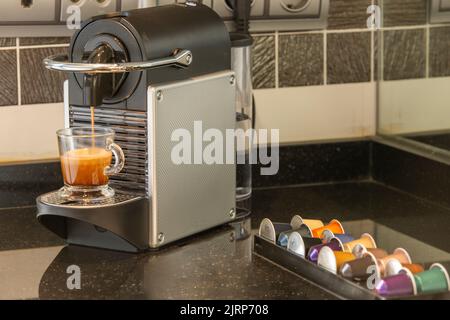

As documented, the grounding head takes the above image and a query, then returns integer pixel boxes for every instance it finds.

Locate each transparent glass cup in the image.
[57,126,125,202]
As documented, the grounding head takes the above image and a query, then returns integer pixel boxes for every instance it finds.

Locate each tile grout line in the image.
[380,28,384,82]
[281,28,372,36]
[371,30,375,83]
[0,46,17,51]
[368,0,375,137]
[374,25,430,31]
[252,32,276,37]
[255,21,444,38]
[0,43,70,50]
[16,37,21,107]
[275,30,279,89]
[19,43,70,50]
[323,30,327,86]
[426,27,429,77]
[370,0,375,83]
[276,24,433,37]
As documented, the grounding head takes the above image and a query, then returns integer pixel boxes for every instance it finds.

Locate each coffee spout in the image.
[83,44,115,107]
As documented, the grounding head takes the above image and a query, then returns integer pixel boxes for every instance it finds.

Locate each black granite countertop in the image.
[1,181,449,300]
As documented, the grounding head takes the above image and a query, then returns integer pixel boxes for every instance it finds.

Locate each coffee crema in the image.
[61,147,112,187]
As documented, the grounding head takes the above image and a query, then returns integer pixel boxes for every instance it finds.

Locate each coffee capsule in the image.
[277,215,323,247]
[405,264,425,274]
[377,248,412,276]
[321,229,355,244]
[375,268,417,297]
[277,224,312,247]
[259,218,291,243]
[385,259,425,277]
[287,231,322,257]
[307,238,344,263]
[342,233,377,253]
[340,252,380,281]
[311,219,345,238]
[290,215,324,230]
[414,263,450,295]
[294,223,317,238]
[352,244,388,259]
[277,230,294,247]
[317,246,356,274]
[287,232,305,256]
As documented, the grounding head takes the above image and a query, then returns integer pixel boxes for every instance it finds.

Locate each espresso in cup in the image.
[57,126,125,201]
[60,147,113,187]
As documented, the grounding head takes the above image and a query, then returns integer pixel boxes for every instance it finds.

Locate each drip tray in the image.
[37,190,149,252]
[253,220,450,300]
[39,191,140,207]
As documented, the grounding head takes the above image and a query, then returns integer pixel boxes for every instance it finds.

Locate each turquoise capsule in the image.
[414,263,450,295]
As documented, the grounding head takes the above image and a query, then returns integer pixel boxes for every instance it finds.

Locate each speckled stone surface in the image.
[0,206,63,251]
[373,141,450,209]
[0,161,62,209]
[253,140,370,188]
[1,181,449,299]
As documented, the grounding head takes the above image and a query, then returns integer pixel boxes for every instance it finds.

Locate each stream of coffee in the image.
[90,106,95,148]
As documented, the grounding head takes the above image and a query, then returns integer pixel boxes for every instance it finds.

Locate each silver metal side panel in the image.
[147,71,236,248]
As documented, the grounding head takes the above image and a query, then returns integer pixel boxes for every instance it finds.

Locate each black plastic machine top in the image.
[44,3,231,110]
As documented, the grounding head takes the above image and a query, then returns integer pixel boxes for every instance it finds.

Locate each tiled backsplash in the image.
[380,0,449,80]
[1,1,443,106]
[251,30,374,90]
[0,0,448,161]
[0,38,69,107]
[0,0,450,106]
[252,0,448,90]
[2,0,441,107]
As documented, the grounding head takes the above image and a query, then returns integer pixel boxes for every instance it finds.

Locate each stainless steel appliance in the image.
[36,3,237,252]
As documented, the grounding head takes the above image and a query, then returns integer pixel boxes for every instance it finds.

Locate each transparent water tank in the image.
[231,33,253,213]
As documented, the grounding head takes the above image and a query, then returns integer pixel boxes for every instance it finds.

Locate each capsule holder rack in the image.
[253,235,450,300]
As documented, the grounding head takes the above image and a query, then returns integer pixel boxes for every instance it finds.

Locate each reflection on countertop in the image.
[1,181,450,300]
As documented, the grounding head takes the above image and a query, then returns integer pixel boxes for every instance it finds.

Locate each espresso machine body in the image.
[37,4,237,252]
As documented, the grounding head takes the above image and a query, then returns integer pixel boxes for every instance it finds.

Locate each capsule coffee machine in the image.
[36,3,237,252]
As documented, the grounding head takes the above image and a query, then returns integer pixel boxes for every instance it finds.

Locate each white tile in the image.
[0,103,64,162]
[379,77,450,134]
[254,82,376,144]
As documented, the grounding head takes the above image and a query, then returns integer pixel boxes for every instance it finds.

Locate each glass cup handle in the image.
[104,142,125,176]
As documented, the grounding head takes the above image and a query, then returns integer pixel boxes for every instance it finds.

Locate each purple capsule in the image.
[307,239,343,263]
[375,272,416,297]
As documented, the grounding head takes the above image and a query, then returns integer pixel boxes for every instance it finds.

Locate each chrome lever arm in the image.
[43,49,193,74]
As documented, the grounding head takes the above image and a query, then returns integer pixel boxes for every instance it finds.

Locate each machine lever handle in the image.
[43,49,193,74]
